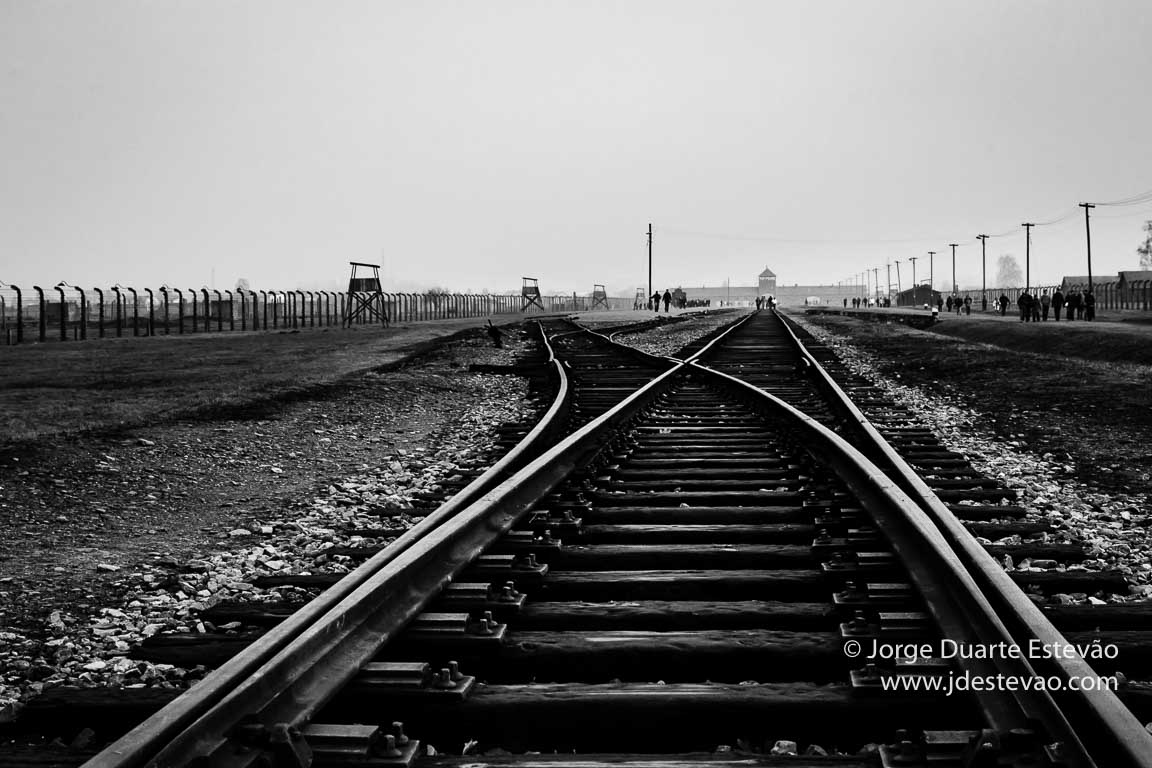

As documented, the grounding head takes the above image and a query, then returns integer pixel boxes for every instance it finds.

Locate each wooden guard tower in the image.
[591,284,609,310]
[634,287,646,309]
[521,277,543,312]
[343,261,389,327]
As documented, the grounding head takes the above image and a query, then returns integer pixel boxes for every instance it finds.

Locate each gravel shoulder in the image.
[0,326,537,720]
[791,311,1152,602]
[0,312,746,731]
[586,309,750,357]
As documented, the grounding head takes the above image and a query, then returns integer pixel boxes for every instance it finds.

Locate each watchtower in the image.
[521,277,544,312]
[343,262,389,327]
[634,287,646,310]
[591,284,609,310]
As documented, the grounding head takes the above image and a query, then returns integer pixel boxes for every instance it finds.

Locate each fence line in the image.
[0,287,638,345]
[896,282,1152,312]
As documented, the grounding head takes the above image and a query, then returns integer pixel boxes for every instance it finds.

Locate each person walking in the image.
[1017,291,1031,322]
[1031,294,1041,322]
[1066,292,1075,320]
[1084,291,1095,321]
[650,291,661,312]
[1052,288,1064,322]
[1039,290,1051,321]
[963,296,972,315]
[1075,290,1086,320]
[662,289,672,313]
[998,294,1009,316]
[945,296,953,314]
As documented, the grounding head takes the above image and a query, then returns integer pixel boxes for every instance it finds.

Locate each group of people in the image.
[646,290,672,312]
[942,295,974,315]
[755,295,777,310]
[847,297,889,308]
[999,288,1095,322]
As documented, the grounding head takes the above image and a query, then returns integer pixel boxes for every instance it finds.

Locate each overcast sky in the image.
[2,1,1150,296]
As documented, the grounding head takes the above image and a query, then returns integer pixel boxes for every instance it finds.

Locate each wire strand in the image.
[654,183,1151,246]
[1097,185,1152,206]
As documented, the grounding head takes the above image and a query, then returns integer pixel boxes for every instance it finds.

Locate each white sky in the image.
[2,1,1151,295]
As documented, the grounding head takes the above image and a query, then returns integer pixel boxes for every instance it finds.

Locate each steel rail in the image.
[88,354,686,767]
[689,359,1094,767]
[84,322,571,768]
[575,310,756,367]
[767,309,1152,767]
[84,313,759,767]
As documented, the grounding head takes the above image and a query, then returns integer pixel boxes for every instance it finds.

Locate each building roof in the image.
[758,267,776,278]
[1060,276,1094,287]
[1119,270,1152,283]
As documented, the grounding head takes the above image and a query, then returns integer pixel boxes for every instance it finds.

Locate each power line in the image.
[652,181,1150,246]
[1097,186,1152,207]
[655,227,944,245]
[1032,209,1080,227]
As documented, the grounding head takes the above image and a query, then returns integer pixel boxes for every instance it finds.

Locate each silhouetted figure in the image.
[662,290,672,313]
[998,294,1009,316]
[1084,291,1095,321]
[1040,290,1051,321]
[1052,289,1064,322]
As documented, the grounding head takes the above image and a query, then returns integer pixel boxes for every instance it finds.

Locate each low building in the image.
[680,267,867,308]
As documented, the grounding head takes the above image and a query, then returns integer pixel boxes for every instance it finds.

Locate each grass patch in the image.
[0,323,484,443]
[928,316,1152,366]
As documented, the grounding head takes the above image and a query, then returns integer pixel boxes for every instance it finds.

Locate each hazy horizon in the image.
[2,1,1150,296]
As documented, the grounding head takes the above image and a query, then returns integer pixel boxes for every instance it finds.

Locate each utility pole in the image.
[928,251,935,295]
[909,256,918,304]
[885,262,891,303]
[895,260,902,304]
[647,223,652,307]
[872,267,879,302]
[1080,204,1095,294]
[1020,224,1033,293]
[949,244,958,295]
[977,234,988,310]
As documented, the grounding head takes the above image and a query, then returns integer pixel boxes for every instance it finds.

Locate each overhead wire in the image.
[1096,186,1152,207]
[655,182,1149,247]
[655,227,946,245]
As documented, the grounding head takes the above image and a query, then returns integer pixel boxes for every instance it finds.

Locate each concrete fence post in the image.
[145,288,155,336]
[33,285,46,342]
[54,284,67,341]
[93,287,104,338]
[75,287,86,340]
[160,287,170,334]
[112,286,123,337]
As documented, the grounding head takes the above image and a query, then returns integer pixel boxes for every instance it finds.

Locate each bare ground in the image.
[0,326,530,640]
[796,310,1152,497]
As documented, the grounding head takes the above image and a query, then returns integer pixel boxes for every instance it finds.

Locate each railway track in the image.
[19,311,1152,766]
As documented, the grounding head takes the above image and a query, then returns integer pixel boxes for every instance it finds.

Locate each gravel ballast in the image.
[0,330,539,721]
[791,315,1152,604]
